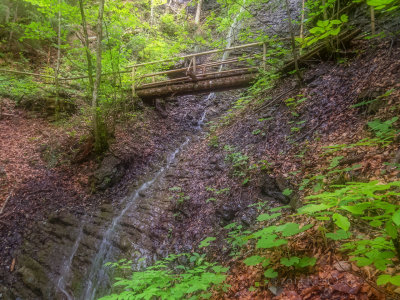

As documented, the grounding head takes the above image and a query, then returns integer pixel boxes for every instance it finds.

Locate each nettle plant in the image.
[298,180,400,286]
[100,253,229,300]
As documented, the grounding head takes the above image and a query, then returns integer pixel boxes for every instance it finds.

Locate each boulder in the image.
[92,155,125,190]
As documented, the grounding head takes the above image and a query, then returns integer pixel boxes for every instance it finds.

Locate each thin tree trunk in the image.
[78,0,94,94]
[195,0,202,25]
[370,6,376,35]
[165,0,171,14]
[8,3,18,50]
[299,0,305,40]
[93,0,106,153]
[54,0,62,120]
[150,0,154,25]
[284,0,303,85]
[322,0,328,20]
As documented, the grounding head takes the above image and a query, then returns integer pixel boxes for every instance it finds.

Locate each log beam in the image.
[136,72,256,99]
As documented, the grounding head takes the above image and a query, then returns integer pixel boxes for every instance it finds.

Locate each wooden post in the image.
[152,76,155,83]
[263,43,267,71]
[131,66,135,96]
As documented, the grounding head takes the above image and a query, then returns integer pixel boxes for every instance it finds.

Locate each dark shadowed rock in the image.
[92,155,125,190]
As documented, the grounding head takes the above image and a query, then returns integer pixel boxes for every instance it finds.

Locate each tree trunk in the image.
[299,0,305,40]
[195,0,202,24]
[322,0,328,20]
[370,6,376,36]
[284,0,303,85]
[54,0,62,120]
[92,0,107,153]
[150,0,154,25]
[8,3,18,50]
[78,0,94,94]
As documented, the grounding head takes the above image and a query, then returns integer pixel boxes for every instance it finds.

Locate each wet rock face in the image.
[8,91,234,299]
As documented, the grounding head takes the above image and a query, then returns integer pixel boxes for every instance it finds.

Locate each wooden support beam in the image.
[137,67,257,90]
[136,73,256,99]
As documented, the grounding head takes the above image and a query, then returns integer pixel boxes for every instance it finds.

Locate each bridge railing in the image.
[130,41,268,95]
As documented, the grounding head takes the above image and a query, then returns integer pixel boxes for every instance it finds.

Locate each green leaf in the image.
[243,255,265,266]
[390,276,400,286]
[385,221,398,239]
[256,234,288,249]
[392,209,400,226]
[282,188,293,196]
[333,213,350,231]
[326,229,351,241]
[377,274,391,285]
[199,237,216,248]
[257,213,281,222]
[264,268,278,278]
[298,203,331,214]
[297,257,317,268]
[280,257,300,267]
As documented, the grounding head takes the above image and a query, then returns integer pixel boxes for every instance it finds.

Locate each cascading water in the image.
[81,137,190,300]
[79,92,216,299]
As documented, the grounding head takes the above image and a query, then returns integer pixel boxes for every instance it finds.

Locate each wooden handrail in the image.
[126,42,264,68]
[135,54,261,80]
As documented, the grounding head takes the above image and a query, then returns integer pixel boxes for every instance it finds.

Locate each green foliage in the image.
[169,186,190,204]
[0,74,40,103]
[367,0,399,11]
[367,117,398,143]
[205,186,230,203]
[199,237,216,248]
[224,222,251,257]
[100,253,229,300]
[208,135,220,148]
[298,179,400,285]
[224,145,249,178]
[300,15,348,47]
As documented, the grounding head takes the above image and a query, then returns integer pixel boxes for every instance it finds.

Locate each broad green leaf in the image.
[326,229,352,240]
[280,257,300,267]
[297,257,317,268]
[377,274,391,285]
[385,221,398,239]
[264,268,278,278]
[390,276,400,286]
[243,255,265,266]
[333,213,350,231]
[199,237,216,248]
[257,213,281,222]
[298,203,331,214]
[392,209,400,226]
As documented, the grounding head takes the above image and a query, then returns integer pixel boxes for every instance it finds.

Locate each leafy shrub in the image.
[100,253,229,300]
[298,180,400,286]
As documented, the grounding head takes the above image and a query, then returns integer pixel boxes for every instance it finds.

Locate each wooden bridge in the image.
[130,42,268,99]
[0,28,361,101]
